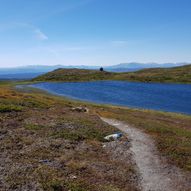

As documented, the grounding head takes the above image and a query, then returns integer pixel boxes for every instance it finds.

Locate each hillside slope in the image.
[33,65,191,83]
[114,64,191,83]
[33,68,115,82]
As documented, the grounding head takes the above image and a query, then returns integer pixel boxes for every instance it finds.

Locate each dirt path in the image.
[101,118,191,191]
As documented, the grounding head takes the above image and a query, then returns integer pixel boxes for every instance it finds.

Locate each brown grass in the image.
[95,106,191,171]
[0,85,139,191]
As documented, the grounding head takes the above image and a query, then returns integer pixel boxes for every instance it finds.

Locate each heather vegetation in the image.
[0,84,139,190]
[0,78,191,190]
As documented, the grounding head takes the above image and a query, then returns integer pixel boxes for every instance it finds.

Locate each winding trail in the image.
[101,118,191,191]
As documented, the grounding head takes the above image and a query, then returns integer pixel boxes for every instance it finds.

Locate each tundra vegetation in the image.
[34,64,191,84]
[96,106,191,171]
[0,83,139,191]
[1,73,191,190]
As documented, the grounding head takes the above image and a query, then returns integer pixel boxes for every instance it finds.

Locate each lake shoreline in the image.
[1,81,191,190]
[16,83,191,120]
[24,80,191,115]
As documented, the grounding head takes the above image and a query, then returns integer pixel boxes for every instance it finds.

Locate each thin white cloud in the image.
[34,29,48,40]
[111,40,128,45]
[0,22,48,41]
[17,23,48,41]
[35,0,96,21]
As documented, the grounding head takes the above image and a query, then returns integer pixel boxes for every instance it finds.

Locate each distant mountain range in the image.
[0,63,189,80]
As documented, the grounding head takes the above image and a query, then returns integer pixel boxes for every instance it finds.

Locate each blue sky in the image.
[0,0,191,67]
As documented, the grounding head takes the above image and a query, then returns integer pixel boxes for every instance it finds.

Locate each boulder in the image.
[104,132,123,141]
[71,107,88,112]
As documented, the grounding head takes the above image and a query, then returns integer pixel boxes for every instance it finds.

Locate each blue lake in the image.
[29,81,191,115]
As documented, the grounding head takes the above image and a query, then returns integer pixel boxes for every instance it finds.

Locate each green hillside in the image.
[114,64,191,83]
[33,68,115,82]
[33,64,191,83]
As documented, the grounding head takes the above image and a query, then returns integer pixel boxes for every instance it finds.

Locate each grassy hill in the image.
[33,68,116,82]
[114,64,191,83]
[33,64,191,83]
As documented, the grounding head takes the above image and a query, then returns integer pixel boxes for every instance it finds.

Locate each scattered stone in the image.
[104,132,123,141]
[70,175,77,179]
[39,159,63,169]
[39,159,51,164]
[71,107,88,113]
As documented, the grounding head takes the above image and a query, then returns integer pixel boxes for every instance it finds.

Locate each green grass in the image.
[0,103,23,112]
[33,68,116,82]
[33,64,191,83]
[51,116,116,141]
[113,64,191,83]
[25,124,46,130]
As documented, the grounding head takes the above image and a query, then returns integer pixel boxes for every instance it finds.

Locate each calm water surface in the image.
[30,81,191,115]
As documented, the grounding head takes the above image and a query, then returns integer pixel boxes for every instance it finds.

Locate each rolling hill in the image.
[33,68,115,82]
[0,62,188,79]
[113,64,191,83]
[33,64,191,83]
